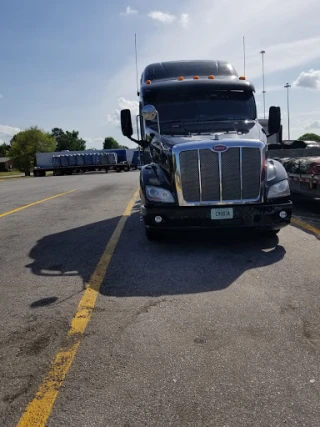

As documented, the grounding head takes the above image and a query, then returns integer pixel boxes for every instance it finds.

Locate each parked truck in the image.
[120,59,293,240]
[256,119,320,198]
[267,140,320,199]
[33,150,130,176]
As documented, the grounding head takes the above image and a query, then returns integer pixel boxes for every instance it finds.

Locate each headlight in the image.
[145,186,174,203]
[267,179,290,199]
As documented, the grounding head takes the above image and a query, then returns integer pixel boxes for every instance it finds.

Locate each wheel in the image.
[115,167,121,173]
[123,165,130,172]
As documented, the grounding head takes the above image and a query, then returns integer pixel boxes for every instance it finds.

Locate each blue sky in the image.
[1,0,320,148]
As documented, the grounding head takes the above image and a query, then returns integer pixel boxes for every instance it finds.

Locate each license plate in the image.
[211,208,234,220]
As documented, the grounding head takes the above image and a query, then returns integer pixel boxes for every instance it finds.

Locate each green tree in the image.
[103,137,120,149]
[298,133,320,142]
[103,137,128,149]
[0,142,10,157]
[7,126,55,176]
[52,128,86,151]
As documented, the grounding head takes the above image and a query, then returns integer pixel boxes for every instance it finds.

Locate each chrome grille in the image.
[200,149,219,201]
[221,148,241,200]
[180,150,200,202]
[242,148,261,199]
[177,145,262,205]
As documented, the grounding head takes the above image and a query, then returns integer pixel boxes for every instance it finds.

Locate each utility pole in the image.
[284,83,291,140]
[260,50,266,119]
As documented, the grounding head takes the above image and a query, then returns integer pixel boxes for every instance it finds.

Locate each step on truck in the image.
[120,60,293,240]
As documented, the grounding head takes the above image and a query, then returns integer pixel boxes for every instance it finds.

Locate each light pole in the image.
[284,83,291,140]
[260,50,266,119]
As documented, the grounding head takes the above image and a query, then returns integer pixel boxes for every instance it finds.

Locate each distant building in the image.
[0,157,14,172]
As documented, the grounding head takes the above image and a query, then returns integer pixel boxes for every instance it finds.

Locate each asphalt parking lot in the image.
[0,172,319,427]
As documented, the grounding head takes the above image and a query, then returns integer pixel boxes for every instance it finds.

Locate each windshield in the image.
[144,90,256,126]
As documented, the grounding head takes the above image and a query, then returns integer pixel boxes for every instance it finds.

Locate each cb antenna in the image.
[135,33,139,96]
[243,36,246,76]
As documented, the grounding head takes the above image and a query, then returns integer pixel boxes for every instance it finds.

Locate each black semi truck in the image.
[120,60,292,240]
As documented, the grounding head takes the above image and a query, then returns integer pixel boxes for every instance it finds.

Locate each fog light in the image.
[155,216,162,224]
[279,211,287,219]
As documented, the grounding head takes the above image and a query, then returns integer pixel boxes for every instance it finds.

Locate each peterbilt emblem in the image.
[212,144,228,152]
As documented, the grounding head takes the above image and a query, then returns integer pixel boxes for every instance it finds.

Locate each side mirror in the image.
[141,104,158,121]
[121,109,133,138]
[268,106,281,135]
[141,104,161,137]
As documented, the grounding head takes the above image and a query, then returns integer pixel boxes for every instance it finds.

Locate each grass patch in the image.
[0,169,24,177]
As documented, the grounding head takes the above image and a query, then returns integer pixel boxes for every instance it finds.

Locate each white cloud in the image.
[179,13,190,28]
[148,11,190,27]
[305,120,320,130]
[148,11,176,24]
[293,69,320,90]
[121,6,138,16]
[106,110,120,127]
[118,97,139,115]
[0,125,21,143]
[84,137,104,150]
[107,97,139,130]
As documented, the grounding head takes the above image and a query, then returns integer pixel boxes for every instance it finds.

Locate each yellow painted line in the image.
[292,217,320,238]
[0,190,76,218]
[16,189,139,427]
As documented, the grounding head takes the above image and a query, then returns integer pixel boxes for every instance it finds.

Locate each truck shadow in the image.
[100,211,286,297]
[26,208,286,299]
[25,215,122,291]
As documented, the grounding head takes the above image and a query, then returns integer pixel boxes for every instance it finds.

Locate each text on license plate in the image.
[211,208,234,220]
